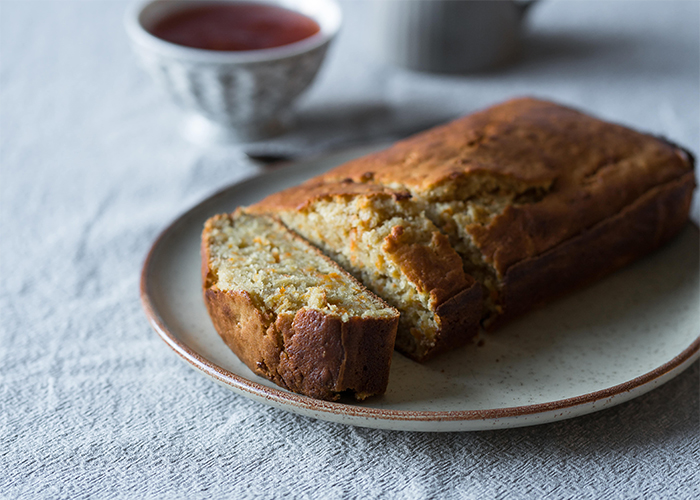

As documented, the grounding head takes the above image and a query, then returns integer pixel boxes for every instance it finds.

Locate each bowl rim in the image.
[124,0,342,63]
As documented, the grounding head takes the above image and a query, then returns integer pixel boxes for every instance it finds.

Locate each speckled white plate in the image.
[140,145,700,432]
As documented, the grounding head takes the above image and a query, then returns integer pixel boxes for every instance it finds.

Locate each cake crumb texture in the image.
[202,211,399,400]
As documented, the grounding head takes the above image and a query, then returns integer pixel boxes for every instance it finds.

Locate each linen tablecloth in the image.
[2,1,698,498]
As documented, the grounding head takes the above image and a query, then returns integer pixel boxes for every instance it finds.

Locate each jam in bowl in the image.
[125,0,342,143]
[148,2,321,51]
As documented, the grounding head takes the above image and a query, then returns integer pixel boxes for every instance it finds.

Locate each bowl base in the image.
[181,113,290,145]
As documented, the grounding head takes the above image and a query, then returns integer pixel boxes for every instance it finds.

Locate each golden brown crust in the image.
[419,280,483,361]
[278,309,397,399]
[381,225,483,360]
[204,288,286,386]
[201,213,399,401]
[204,287,398,400]
[306,98,693,275]
[488,171,696,329]
[321,97,689,192]
[382,225,472,308]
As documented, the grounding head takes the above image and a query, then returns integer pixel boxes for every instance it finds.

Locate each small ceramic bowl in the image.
[125,0,341,143]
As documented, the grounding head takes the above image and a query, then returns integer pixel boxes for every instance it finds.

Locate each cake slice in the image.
[201,211,399,401]
[250,183,483,362]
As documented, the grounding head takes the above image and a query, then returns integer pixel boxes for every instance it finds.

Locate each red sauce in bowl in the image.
[148,2,321,51]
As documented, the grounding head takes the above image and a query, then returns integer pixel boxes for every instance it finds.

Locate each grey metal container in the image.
[371,0,535,74]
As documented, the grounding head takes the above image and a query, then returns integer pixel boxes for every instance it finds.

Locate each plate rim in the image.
[140,149,700,426]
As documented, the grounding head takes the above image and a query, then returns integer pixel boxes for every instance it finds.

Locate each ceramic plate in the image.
[140,145,700,432]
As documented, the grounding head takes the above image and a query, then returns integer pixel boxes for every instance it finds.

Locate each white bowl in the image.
[125,0,342,143]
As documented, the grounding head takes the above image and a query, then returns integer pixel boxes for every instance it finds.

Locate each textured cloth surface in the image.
[1,1,699,499]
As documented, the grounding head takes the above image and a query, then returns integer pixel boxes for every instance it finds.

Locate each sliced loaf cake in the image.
[251,97,695,348]
[201,211,399,401]
[249,184,483,361]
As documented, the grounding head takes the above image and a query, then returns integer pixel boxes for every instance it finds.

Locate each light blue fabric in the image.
[1,1,698,498]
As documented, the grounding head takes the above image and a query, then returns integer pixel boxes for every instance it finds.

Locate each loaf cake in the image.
[249,184,483,361]
[201,211,400,401]
[251,97,696,356]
